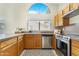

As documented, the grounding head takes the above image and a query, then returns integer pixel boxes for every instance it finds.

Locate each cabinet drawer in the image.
[18,36,23,40]
[72,46,79,56]
[1,38,17,48]
[72,39,79,48]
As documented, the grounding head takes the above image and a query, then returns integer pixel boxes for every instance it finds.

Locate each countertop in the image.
[65,34,79,41]
[60,34,79,41]
[55,33,79,41]
[0,32,53,41]
[0,33,25,41]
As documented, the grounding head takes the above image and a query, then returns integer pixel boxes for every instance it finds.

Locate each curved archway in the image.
[28,3,50,14]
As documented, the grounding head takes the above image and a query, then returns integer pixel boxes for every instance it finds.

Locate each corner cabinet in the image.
[24,34,42,49]
[54,11,69,26]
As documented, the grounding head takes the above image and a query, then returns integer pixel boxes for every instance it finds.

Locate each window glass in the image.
[28,3,50,14]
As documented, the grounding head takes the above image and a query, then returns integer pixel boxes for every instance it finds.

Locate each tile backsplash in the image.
[63,23,79,35]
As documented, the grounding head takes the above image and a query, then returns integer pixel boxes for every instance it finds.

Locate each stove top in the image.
[56,34,71,43]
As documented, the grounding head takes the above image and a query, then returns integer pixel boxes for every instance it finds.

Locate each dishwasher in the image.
[42,34,53,48]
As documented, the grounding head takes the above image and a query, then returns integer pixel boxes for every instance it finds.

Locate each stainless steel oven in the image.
[56,35,71,56]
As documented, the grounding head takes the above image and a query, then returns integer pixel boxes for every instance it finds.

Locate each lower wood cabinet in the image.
[18,36,24,55]
[0,37,18,56]
[71,39,79,56]
[52,34,56,49]
[24,34,42,49]
[0,42,18,56]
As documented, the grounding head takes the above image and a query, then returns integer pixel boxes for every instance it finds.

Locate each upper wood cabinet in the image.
[54,11,69,26]
[54,14,59,26]
[24,34,42,49]
[63,3,79,18]
[69,3,79,11]
[63,4,70,15]
[57,11,63,26]
[71,39,79,56]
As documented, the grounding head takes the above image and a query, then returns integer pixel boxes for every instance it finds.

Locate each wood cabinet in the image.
[54,14,59,26]
[71,39,79,56]
[58,11,63,26]
[63,3,79,18]
[0,38,17,48]
[69,3,79,11]
[0,38,18,56]
[54,11,69,26]
[24,34,42,49]
[63,4,70,15]
[52,34,56,49]
[18,36,24,55]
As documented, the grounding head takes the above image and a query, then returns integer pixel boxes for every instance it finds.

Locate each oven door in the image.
[60,41,68,56]
[56,39,61,49]
[56,39,68,56]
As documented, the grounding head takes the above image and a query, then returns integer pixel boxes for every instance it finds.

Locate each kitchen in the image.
[0,3,79,56]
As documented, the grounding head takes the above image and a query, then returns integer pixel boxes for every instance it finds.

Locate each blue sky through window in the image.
[28,3,50,14]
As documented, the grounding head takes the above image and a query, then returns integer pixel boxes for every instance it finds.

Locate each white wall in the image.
[0,3,58,33]
[0,3,25,34]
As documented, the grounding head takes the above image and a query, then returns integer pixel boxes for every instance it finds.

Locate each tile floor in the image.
[20,49,60,56]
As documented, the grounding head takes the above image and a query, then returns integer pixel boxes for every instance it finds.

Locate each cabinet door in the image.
[58,11,63,26]
[0,42,18,56]
[24,34,42,48]
[54,11,69,26]
[54,14,59,26]
[34,35,42,48]
[52,34,56,49]
[54,16,56,26]
[70,3,79,10]
[24,34,35,48]
[71,39,79,56]
[72,46,79,56]
[18,37,24,55]
[63,4,70,15]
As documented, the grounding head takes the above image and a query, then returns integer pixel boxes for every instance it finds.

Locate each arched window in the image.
[28,3,50,14]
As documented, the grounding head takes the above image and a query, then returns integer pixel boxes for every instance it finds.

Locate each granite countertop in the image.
[0,33,25,41]
[63,34,79,41]
[0,32,53,41]
[25,32,53,34]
